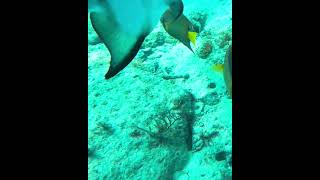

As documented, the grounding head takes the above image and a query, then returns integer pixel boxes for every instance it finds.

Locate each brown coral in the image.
[198,41,213,59]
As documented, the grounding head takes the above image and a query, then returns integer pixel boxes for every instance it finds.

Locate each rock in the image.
[215,151,227,161]
[208,82,216,89]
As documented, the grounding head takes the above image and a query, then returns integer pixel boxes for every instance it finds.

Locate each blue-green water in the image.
[88,0,232,179]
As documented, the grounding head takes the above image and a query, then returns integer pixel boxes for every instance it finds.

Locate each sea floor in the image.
[88,0,232,179]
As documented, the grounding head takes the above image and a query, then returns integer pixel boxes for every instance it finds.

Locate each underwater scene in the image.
[88,0,232,179]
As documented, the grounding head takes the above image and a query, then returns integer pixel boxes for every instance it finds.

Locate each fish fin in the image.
[90,10,147,79]
[212,64,224,72]
[188,31,197,46]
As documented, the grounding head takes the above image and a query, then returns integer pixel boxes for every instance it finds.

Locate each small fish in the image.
[161,9,197,53]
[212,45,232,98]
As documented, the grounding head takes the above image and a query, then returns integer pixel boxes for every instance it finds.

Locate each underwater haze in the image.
[88,0,232,179]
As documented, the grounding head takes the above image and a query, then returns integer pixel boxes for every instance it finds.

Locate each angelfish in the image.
[89,0,197,79]
[212,44,232,98]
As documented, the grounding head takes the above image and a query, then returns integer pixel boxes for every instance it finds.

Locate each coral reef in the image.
[189,12,208,33]
[197,41,213,59]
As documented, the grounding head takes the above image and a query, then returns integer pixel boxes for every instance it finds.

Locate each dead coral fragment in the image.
[162,74,190,80]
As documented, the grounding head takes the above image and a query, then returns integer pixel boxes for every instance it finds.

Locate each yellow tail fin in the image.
[212,64,224,72]
[188,31,197,46]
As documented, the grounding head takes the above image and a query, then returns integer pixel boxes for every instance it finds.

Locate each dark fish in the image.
[89,0,196,79]
[161,9,197,52]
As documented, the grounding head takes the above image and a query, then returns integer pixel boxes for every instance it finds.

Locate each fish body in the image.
[89,0,196,79]
[211,44,232,98]
[223,44,232,98]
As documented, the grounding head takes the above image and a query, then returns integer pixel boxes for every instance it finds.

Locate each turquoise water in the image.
[88,0,232,179]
